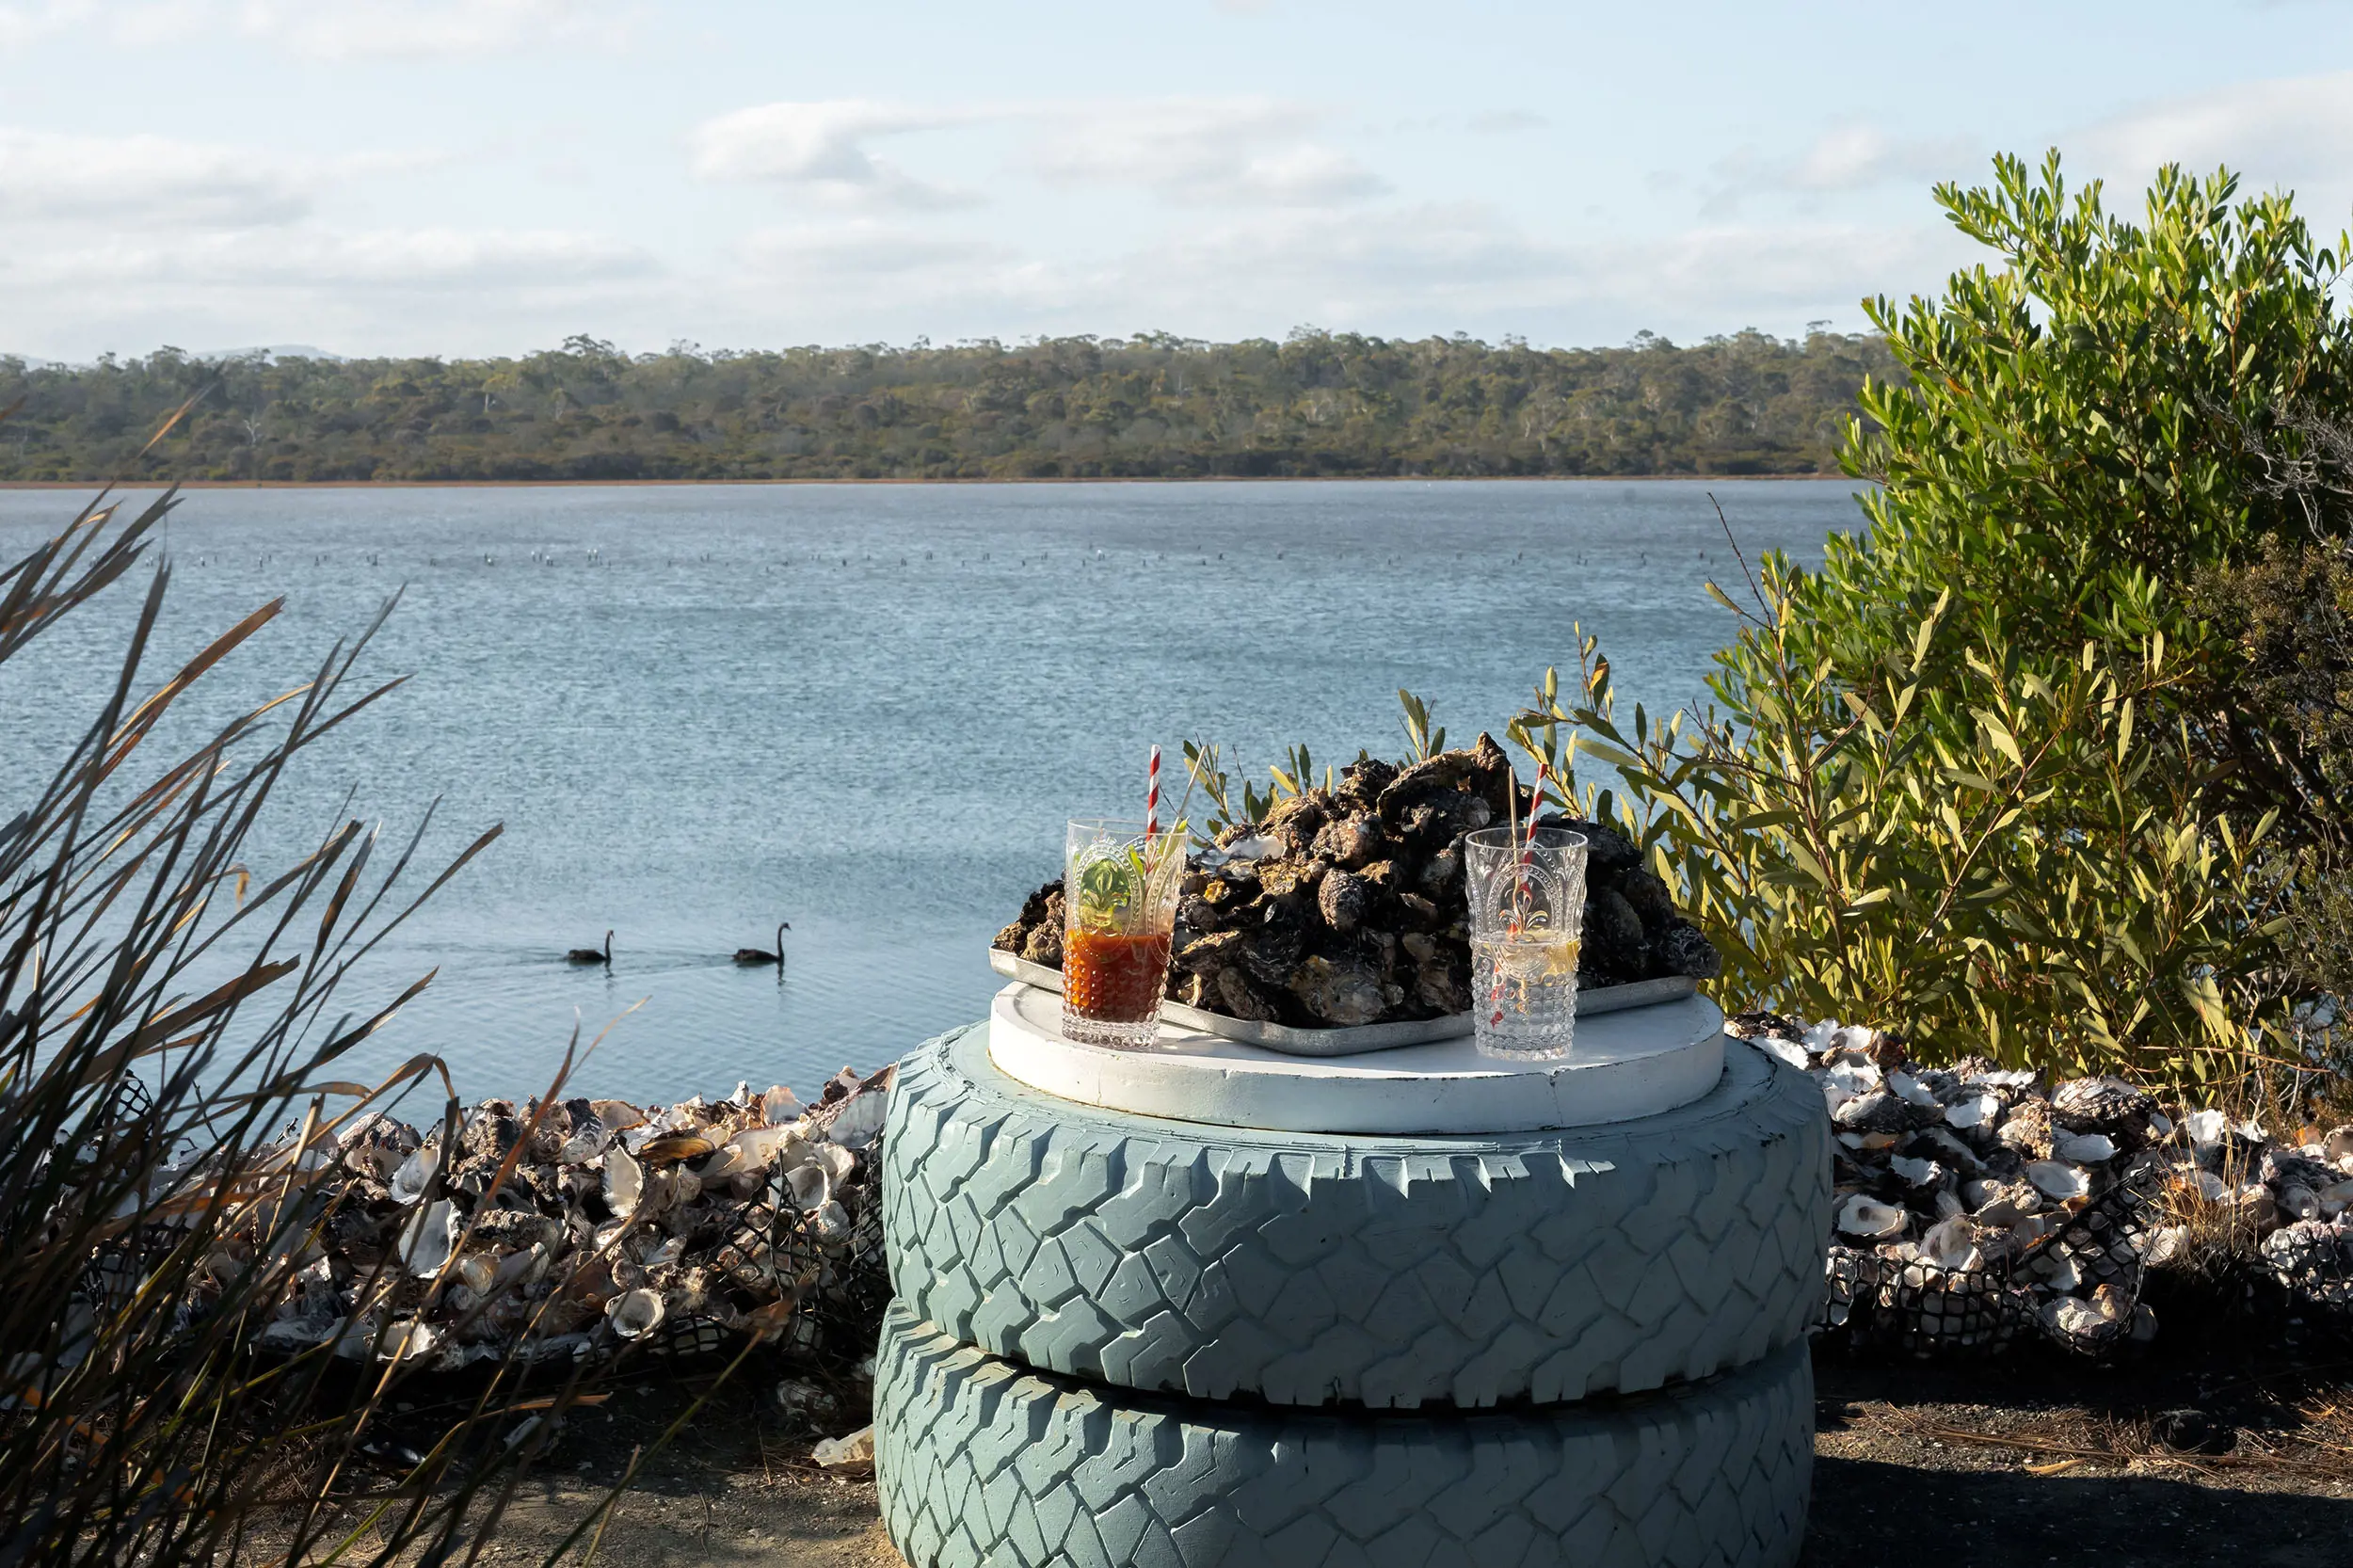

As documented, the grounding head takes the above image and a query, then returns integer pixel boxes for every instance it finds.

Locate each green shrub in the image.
[1521,577,2284,1082]
[2196,536,2353,1031]
[1516,153,2353,1082]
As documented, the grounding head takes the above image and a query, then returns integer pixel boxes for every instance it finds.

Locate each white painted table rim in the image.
[984,982,1727,1136]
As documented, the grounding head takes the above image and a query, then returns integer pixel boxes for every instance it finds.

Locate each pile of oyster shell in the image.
[995,736,1722,1030]
[226,1065,894,1372]
[1732,1014,2353,1354]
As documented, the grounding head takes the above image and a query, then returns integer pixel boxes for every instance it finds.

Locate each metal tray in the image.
[987,949,1698,1059]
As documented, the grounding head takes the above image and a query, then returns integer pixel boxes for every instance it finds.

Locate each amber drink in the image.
[1062,818,1187,1048]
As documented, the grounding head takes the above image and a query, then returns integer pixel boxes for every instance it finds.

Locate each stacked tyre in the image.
[877,1021,1829,1568]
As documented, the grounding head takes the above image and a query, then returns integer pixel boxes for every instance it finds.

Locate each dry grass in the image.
[1860,1396,2353,1486]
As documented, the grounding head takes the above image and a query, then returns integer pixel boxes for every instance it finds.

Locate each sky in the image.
[2,0,2351,360]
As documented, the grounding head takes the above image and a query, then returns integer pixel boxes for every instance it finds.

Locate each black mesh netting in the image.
[2257,1220,2353,1345]
[1824,1153,2169,1360]
[709,1131,891,1365]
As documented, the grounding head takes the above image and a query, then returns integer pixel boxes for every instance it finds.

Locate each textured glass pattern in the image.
[1465,825,1588,1059]
[1062,819,1186,1048]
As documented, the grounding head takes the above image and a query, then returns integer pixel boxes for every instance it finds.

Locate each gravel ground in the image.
[248,1338,2353,1566]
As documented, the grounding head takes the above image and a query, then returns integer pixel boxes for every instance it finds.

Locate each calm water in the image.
[0,480,1856,1101]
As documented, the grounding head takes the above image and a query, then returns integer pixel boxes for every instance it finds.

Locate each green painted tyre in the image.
[874,1303,1813,1568]
[883,1024,1828,1408]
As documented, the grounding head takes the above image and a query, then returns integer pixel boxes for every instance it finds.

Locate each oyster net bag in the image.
[711,1130,891,1364]
[2258,1220,2353,1344]
[1844,1249,2037,1357]
[2035,1160,2166,1356]
[71,1077,176,1315]
[1819,1132,2169,1360]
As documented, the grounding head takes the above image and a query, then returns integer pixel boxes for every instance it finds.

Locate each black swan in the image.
[734,921,790,966]
[568,930,613,966]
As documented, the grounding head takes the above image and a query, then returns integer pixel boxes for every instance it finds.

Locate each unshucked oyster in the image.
[993,734,1721,1030]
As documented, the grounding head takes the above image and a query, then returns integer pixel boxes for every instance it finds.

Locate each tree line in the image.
[0,328,1900,483]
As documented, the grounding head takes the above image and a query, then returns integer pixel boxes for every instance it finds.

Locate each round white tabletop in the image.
[984,983,1725,1136]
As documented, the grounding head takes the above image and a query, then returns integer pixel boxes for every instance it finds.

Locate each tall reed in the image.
[0,458,656,1564]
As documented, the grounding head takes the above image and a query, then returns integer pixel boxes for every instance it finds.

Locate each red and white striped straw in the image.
[1146,744,1161,842]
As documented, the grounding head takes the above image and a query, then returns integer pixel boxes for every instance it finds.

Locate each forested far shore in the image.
[0,328,1900,483]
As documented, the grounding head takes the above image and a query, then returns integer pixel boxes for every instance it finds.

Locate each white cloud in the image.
[0,0,632,57]
[741,221,1007,279]
[1585,222,1963,313]
[0,119,654,356]
[1709,122,1977,211]
[248,0,629,59]
[1,224,661,360]
[0,1,78,48]
[694,95,1387,213]
[4,225,657,290]
[1027,97,1387,206]
[1784,125,1976,192]
[690,101,979,210]
[0,127,312,225]
[705,200,1962,349]
[2071,70,2353,214]
[1107,206,1962,329]
[729,222,1054,325]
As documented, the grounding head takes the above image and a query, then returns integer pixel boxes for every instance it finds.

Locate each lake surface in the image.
[0,480,1857,1103]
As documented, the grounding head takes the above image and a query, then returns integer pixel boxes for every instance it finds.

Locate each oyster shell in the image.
[812,1424,875,1472]
[635,1132,716,1165]
[2051,1129,2116,1165]
[399,1199,458,1278]
[377,1319,440,1364]
[1998,1099,2055,1161]
[1886,1071,1940,1109]
[2050,1075,2154,1134]
[783,1164,830,1214]
[390,1146,436,1206]
[604,1288,665,1339]
[1316,869,1373,933]
[603,1148,644,1215]
[1945,1091,2002,1130]
[1967,1179,2040,1224]
[2025,1160,2089,1202]
[705,1125,798,1178]
[1890,1155,1945,1189]
[1837,1193,1909,1240]
[827,1089,888,1148]
[1919,1214,1985,1272]
[556,1115,612,1164]
[2041,1290,2123,1340]
[1288,954,1385,1027]
[1834,1089,1913,1136]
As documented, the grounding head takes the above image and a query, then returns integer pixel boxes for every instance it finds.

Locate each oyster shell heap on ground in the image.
[235,1064,896,1376]
[1730,1010,2353,1358]
[994,734,1722,1030]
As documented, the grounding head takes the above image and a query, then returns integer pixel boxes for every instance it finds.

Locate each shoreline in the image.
[0,472,1856,490]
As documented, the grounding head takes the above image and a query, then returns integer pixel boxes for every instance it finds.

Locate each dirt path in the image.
[1805,1349,2353,1568]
